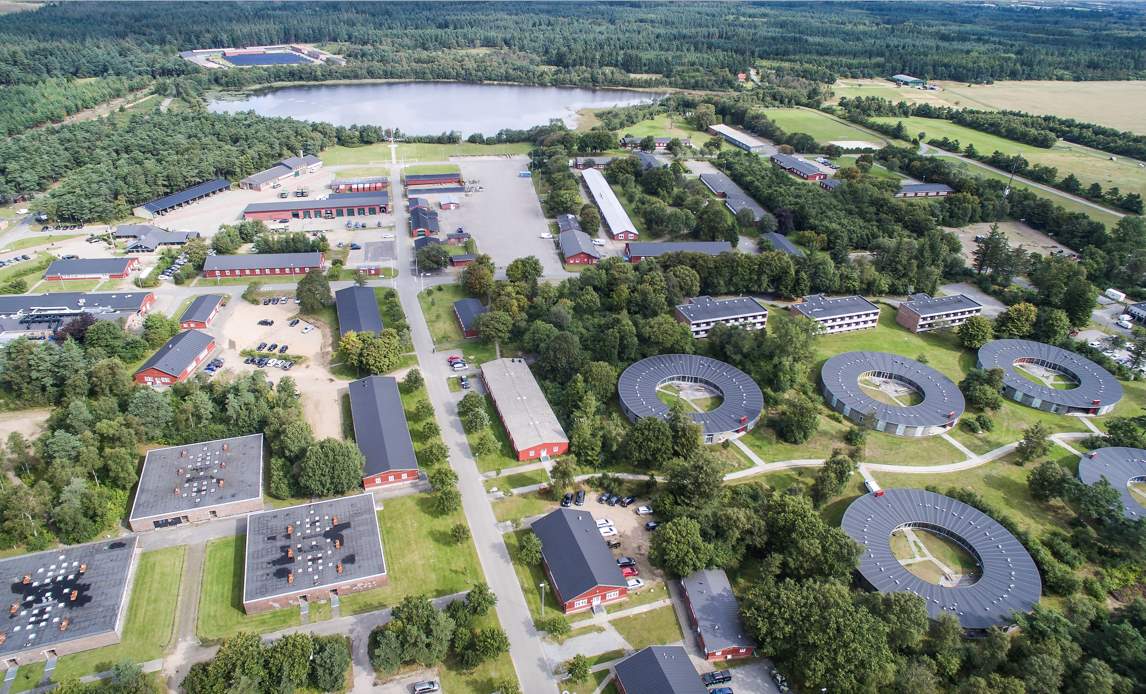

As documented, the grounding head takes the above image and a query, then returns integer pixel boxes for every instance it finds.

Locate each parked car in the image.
[289,319,300,327]
[606,494,619,506]
[539,233,554,239]
[257,342,267,351]
[644,521,659,531]
[349,243,362,250]
[636,505,653,516]
[599,526,618,537]
[616,557,637,567]
[412,681,440,694]
[606,539,622,549]
[561,493,573,508]
[1118,319,1133,329]
[447,355,463,363]
[626,578,644,590]
[279,344,289,353]
[451,361,468,371]
[702,670,732,687]
[257,319,274,326]
[301,324,314,334]
[268,343,278,351]
[262,298,271,305]
[710,688,733,694]
[244,357,254,365]
[574,490,586,506]
[621,566,639,578]
[595,518,613,529]
[619,495,636,507]
[597,492,610,504]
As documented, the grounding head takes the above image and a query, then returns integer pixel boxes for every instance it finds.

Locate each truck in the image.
[294,187,310,198]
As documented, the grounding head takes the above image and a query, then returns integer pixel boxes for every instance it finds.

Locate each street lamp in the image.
[538,582,546,618]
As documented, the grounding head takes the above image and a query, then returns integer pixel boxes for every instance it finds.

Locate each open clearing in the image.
[935,80,1146,135]
[763,107,889,146]
[948,220,1074,265]
[607,113,706,144]
[829,78,961,108]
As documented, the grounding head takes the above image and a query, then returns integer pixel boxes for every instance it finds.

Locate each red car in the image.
[621,565,639,578]
[447,355,463,363]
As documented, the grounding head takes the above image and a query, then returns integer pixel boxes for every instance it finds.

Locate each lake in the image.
[208,81,664,135]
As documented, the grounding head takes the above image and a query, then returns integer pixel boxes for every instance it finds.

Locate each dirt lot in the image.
[949,220,1074,265]
[576,488,665,593]
[209,294,346,439]
[0,407,51,443]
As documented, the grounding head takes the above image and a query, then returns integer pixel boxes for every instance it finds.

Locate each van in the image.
[412,682,440,694]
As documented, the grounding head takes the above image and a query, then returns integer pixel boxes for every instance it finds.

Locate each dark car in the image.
[597,492,610,504]
[606,494,620,506]
[619,496,636,507]
[244,357,254,365]
[257,319,273,326]
[256,357,268,367]
[561,493,573,508]
[268,343,278,351]
[262,298,271,305]
[616,556,637,568]
[349,243,362,250]
[645,521,659,531]
[702,670,732,687]
[574,490,586,506]
[278,344,289,353]
[257,342,267,351]
[289,319,300,327]
[606,539,622,549]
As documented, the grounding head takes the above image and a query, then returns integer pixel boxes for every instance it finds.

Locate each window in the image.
[605,590,619,599]
[573,599,588,608]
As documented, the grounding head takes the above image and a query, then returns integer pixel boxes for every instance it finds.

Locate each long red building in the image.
[201,253,323,278]
[242,192,389,221]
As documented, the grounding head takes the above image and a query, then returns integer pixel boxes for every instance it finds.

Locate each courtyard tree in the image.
[298,438,364,496]
[958,315,994,349]
[297,268,332,314]
[650,516,710,577]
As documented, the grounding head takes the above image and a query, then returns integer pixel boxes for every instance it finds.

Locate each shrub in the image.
[537,616,570,636]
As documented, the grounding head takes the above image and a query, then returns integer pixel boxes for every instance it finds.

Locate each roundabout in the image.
[841,488,1042,631]
[976,339,1121,415]
[819,351,964,436]
[617,354,764,444]
[1079,447,1146,519]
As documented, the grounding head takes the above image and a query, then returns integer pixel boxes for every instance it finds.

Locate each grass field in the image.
[48,547,185,682]
[493,490,558,523]
[763,107,889,146]
[485,467,549,492]
[610,604,684,651]
[464,394,520,474]
[0,252,52,286]
[829,79,959,108]
[832,155,905,180]
[935,80,1146,135]
[406,163,461,176]
[890,529,980,584]
[610,113,705,144]
[321,141,531,166]
[419,283,468,344]
[334,165,389,179]
[1,234,83,252]
[198,536,302,642]
[35,278,102,292]
[504,529,568,620]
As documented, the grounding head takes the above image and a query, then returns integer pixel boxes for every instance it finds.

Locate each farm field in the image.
[763,107,889,146]
[935,80,1146,135]
[829,78,961,108]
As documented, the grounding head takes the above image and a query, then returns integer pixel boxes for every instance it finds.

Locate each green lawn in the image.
[0,252,52,285]
[419,284,468,344]
[197,536,302,642]
[949,398,1088,455]
[196,275,300,287]
[320,141,531,166]
[612,113,705,145]
[831,155,905,180]
[485,467,549,492]
[338,495,484,615]
[35,278,103,292]
[51,546,185,682]
[334,166,390,179]
[492,491,559,524]
[405,163,461,176]
[9,662,44,694]
[1,234,84,252]
[763,107,889,146]
[465,394,520,473]
[610,604,684,651]
[739,412,849,464]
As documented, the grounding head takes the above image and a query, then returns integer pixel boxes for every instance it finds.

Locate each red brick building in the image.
[242,193,388,221]
[178,294,224,330]
[532,509,628,614]
[680,568,757,660]
[480,358,569,461]
[134,330,215,386]
[43,257,139,281]
[201,252,323,278]
[348,376,421,491]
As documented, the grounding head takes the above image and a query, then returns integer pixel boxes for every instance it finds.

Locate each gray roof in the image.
[240,164,292,187]
[136,329,214,378]
[413,236,441,251]
[243,193,388,214]
[699,172,766,221]
[407,197,429,210]
[112,224,166,239]
[771,153,823,178]
[180,294,223,325]
[531,509,626,600]
[614,646,705,694]
[898,183,954,195]
[763,232,805,257]
[820,178,844,190]
[203,252,322,273]
[675,296,766,324]
[453,298,487,333]
[977,339,1123,411]
[841,488,1042,630]
[583,168,637,239]
[625,241,732,259]
[405,172,462,183]
[126,230,199,253]
[0,292,151,318]
[792,294,879,321]
[349,376,420,478]
[820,351,965,429]
[892,73,924,82]
[410,206,440,234]
[333,176,388,187]
[45,257,133,278]
[129,434,263,523]
[556,214,583,234]
[681,568,755,653]
[635,151,666,170]
[243,493,386,604]
[0,536,138,659]
[140,179,229,214]
[480,358,567,452]
[901,293,981,317]
[335,286,383,336]
[1079,447,1146,519]
[558,229,601,261]
[281,154,321,170]
[708,123,768,150]
[618,354,764,436]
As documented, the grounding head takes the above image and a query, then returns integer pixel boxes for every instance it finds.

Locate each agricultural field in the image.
[935,80,1146,135]
[763,107,889,147]
[829,78,961,108]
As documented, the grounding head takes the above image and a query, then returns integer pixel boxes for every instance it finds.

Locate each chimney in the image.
[0,632,6,645]
[220,460,226,468]
[334,538,341,550]
[22,575,30,585]
[287,524,294,537]
[332,515,339,527]
[177,467,183,476]
[218,479,225,488]
[69,590,78,601]
[174,486,181,495]
[287,547,294,559]
[180,450,187,458]
[59,618,70,631]
[336,562,343,574]
[223,443,230,452]
[9,603,17,615]
[79,563,86,574]
[287,570,294,585]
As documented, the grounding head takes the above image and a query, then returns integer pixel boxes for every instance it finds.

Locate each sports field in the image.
[763,107,889,147]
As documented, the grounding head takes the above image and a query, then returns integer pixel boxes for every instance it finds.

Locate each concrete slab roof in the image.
[480,358,567,452]
[129,434,263,524]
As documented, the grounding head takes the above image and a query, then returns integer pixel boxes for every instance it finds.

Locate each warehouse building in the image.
[481,358,568,461]
[348,376,421,490]
[895,183,953,198]
[558,229,601,265]
[770,153,827,181]
[891,74,926,87]
[790,293,880,334]
[532,508,628,614]
[675,295,767,338]
[453,298,487,338]
[707,124,769,153]
[202,252,323,278]
[242,493,387,613]
[0,537,139,665]
[135,178,230,218]
[698,172,766,221]
[582,168,638,240]
[44,257,139,282]
[134,329,215,386]
[334,286,384,337]
[239,155,323,191]
[242,192,389,221]
[681,568,756,660]
[896,293,982,333]
[127,433,264,531]
[404,172,463,189]
[762,231,805,257]
[614,646,705,694]
[0,291,155,342]
[624,241,733,263]
[330,177,388,194]
[179,294,224,330]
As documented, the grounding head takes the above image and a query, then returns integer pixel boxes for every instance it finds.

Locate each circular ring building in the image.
[819,352,964,436]
[617,354,764,444]
[977,339,1122,415]
[841,488,1042,631]
[1079,447,1146,519]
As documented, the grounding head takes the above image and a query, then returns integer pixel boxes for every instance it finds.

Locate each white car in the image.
[591,239,606,247]
[1120,314,1133,322]
[635,506,653,516]
[301,325,314,334]
[381,233,395,240]
[626,578,645,590]
[539,233,554,240]
[599,526,618,538]
[1117,319,1133,330]
[595,518,613,528]
[1089,340,1103,348]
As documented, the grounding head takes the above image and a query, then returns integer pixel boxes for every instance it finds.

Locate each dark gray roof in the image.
[614,646,705,694]
[820,178,844,190]
[243,193,388,214]
[45,257,133,278]
[349,376,419,478]
[699,172,766,221]
[410,206,440,233]
[556,214,583,234]
[821,351,965,429]
[618,354,764,436]
[413,236,442,251]
[841,488,1042,630]
[532,508,626,600]
[898,183,953,195]
[240,164,292,187]
[625,241,733,259]
[636,151,666,170]
[141,179,229,214]
[681,568,755,653]
[558,229,601,261]
[1079,447,1146,519]
[977,339,1123,411]
[136,329,214,378]
[408,197,429,210]
[333,176,388,186]
[125,230,199,253]
[901,293,981,317]
[450,253,476,263]
[180,294,223,325]
[203,252,322,273]
[453,298,487,333]
[771,153,822,178]
[0,292,151,318]
[335,286,383,336]
[0,536,138,659]
[792,293,879,320]
[243,493,386,604]
[281,155,321,170]
[763,232,805,257]
[113,224,166,239]
[129,434,263,523]
[675,296,766,324]
[405,172,462,183]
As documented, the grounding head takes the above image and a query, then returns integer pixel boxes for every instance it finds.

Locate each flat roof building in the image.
[334,286,383,337]
[559,229,601,265]
[699,172,766,222]
[0,291,154,342]
[582,168,638,240]
[135,179,230,218]
[480,358,568,461]
[770,153,826,181]
[134,329,215,386]
[896,183,953,198]
[624,241,733,263]
[532,509,628,613]
[896,293,982,333]
[707,124,769,154]
[128,434,264,531]
[0,537,138,665]
[675,296,767,338]
[790,294,880,334]
[680,568,756,661]
[179,294,224,330]
[242,193,389,221]
[242,493,386,613]
[614,646,706,694]
[453,298,487,339]
[202,252,323,278]
[348,376,421,490]
[44,257,138,281]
